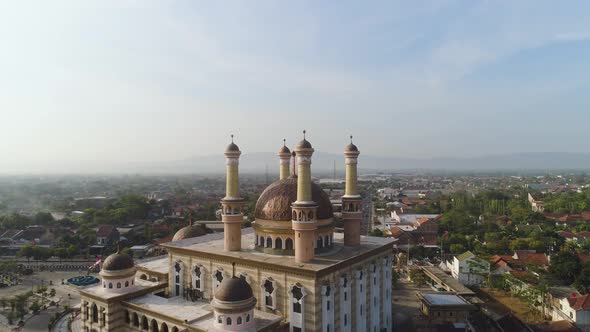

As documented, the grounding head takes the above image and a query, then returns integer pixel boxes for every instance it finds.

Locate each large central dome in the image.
[255,177,333,221]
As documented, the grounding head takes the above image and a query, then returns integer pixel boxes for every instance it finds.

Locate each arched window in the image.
[325,235,330,246]
[275,237,282,249]
[285,238,293,250]
[218,316,222,323]
[142,316,149,330]
[140,274,148,280]
[237,316,242,324]
[133,313,139,327]
[246,314,250,322]
[293,211,297,220]
[161,323,169,332]
[92,304,98,323]
[174,262,183,296]
[108,283,112,289]
[125,310,130,324]
[263,278,276,309]
[226,317,232,325]
[291,285,304,314]
[151,319,159,332]
[125,281,129,287]
[193,265,202,290]
[266,237,272,248]
[259,236,264,247]
[116,282,121,288]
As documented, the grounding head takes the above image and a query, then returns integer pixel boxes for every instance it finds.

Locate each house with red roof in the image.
[552,292,590,330]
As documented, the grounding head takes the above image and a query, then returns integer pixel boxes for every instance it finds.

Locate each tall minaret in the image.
[277,139,291,180]
[221,135,244,251]
[291,130,318,263]
[342,135,362,246]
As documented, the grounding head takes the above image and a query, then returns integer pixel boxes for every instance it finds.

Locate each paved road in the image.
[20,272,82,332]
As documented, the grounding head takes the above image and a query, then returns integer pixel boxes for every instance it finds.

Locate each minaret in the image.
[291,130,318,263]
[342,135,362,246]
[221,135,244,251]
[277,139,291,180]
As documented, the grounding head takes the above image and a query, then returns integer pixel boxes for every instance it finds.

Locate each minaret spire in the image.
[343,135,361,246]
[221,136,244,252]
[291,131,318,263]
[278,139,291,180]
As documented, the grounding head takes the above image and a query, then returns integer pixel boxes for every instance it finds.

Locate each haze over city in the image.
[1,1,590,173]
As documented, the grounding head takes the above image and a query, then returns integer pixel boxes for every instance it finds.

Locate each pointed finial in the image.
[303,130,306,139]
[283,138,286,146]
[350,135,353,143]
[116,241,121,253]
[232,262,236,277]
[230,134,234,143]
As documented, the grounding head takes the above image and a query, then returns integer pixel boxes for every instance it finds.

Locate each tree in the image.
[29,301,41,314]
[49,288,56,298]
[550,251,582,285]
[450,244,465,254]
[574,262,590,294]
[409,269,427,287]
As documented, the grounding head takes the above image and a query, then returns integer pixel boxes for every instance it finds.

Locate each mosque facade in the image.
[79,133,393,332]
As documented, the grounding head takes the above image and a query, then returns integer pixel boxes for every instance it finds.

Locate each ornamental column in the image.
[221,135,244,251]
[278,139,291,180]
[342,136,362,246]
[292,130,318,263]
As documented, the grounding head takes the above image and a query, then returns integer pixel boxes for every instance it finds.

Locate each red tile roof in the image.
[515,251,549,266]
[96,225,116,237]
[568,294,590,311]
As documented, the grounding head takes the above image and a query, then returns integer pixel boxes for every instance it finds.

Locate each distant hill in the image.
[121,152,590,174]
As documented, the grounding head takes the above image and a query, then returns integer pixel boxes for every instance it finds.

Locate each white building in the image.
[451,251,489,287]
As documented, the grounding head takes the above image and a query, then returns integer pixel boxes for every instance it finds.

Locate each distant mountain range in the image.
[122,152,590,174]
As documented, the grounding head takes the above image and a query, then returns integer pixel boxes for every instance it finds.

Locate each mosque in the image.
[79,133,394,332]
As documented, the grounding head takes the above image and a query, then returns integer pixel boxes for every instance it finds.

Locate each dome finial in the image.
[303,130,306,139]
[350,135,353,143]
[230,134,234,143]
[283,138,286,146]
[232,262,236,277]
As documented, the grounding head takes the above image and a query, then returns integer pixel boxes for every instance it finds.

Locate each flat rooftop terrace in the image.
[421,266,475,296]
[162,228,394,273]
[124,293,282,331]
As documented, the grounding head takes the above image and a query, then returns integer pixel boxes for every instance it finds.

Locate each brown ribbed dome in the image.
[296,139,312,149]
[215,276,253,302]
[255,177,333,221]
[345,143,358,152]
[102,252,134,271]
[225,142,240,152]
[278,145,291,154]
[172,225,206,241]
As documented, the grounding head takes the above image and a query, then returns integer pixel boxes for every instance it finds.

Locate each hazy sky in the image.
[1,1,590,173]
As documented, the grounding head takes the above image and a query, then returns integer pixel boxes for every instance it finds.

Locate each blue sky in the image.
[1,1,589,172]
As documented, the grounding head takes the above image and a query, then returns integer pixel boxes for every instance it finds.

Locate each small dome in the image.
[296,139,312,149]
[215,276,253,302]
[278,145,291,154]
[345,143,358,152]
[102,251,134,271]
[172,225,206,241]
[225,142,240,152]
[255,177,333,221]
